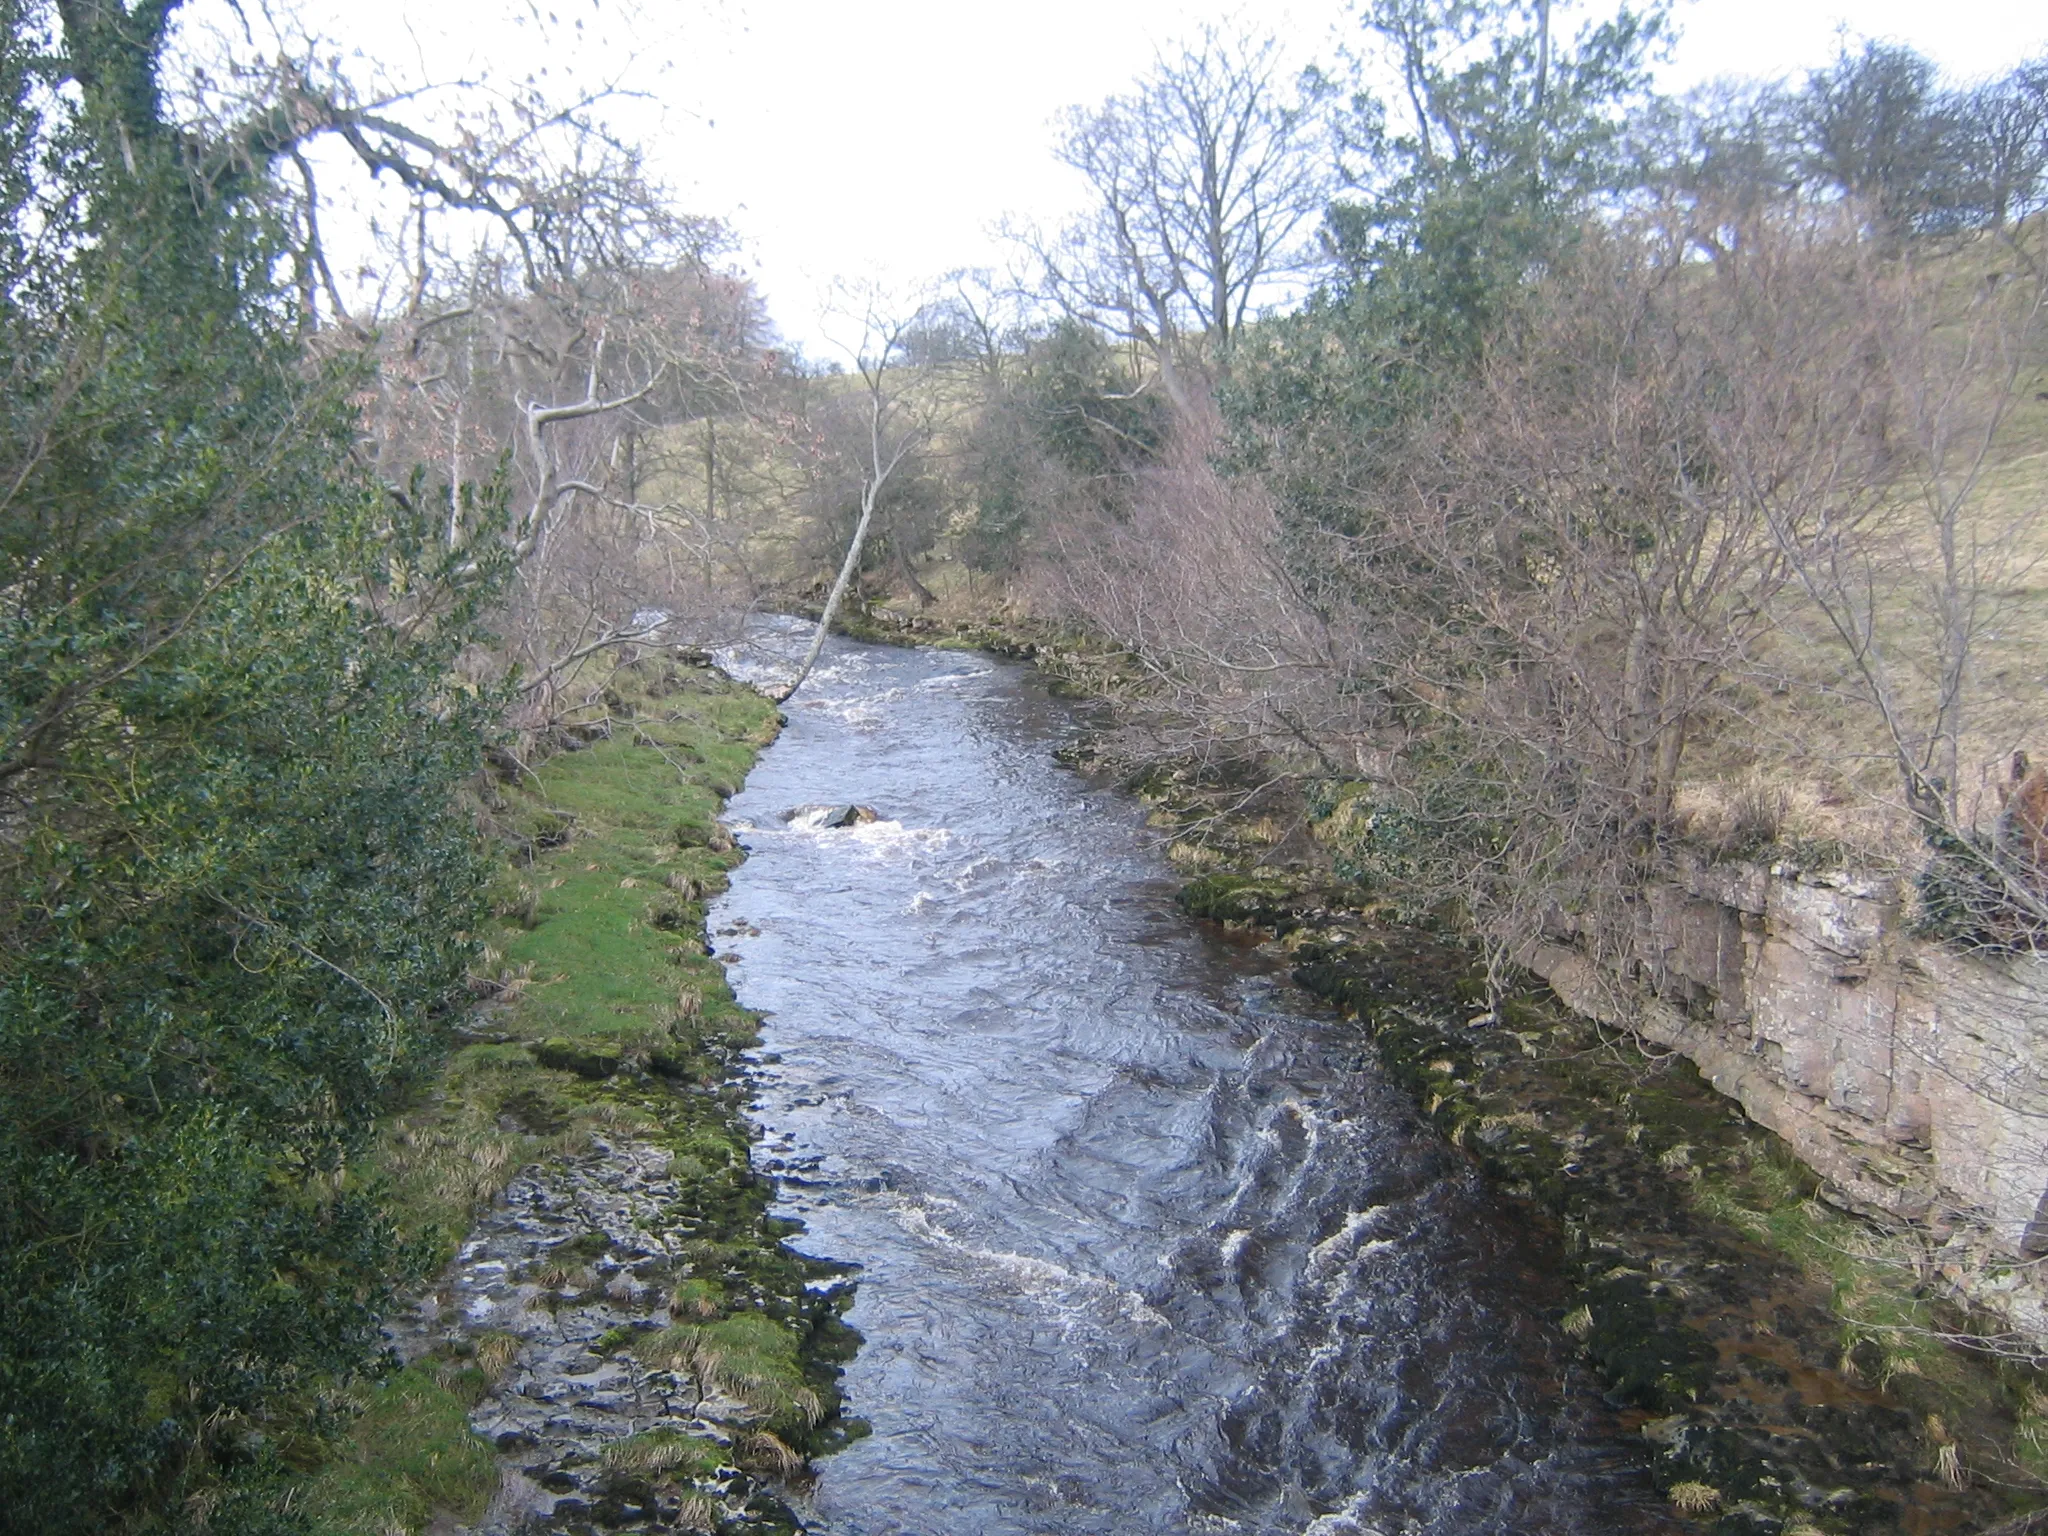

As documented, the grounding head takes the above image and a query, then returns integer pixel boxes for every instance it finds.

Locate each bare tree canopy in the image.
[106,0,681,325]
[774,290,949,703]
[1023,26,1330,414]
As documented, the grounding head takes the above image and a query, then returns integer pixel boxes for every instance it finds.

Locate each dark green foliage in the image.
[1023,321,1166,485]
[1911,823,2047,953]
[958,320,1166,571]
[0,3,503,1529]
[1323,0,1666,356]
[1225,0,1667,544]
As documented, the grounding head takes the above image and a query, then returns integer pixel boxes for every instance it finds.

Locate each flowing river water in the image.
[712,628,1681,1536]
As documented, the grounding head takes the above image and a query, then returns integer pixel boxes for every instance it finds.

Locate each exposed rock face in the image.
[1522,853,2048,1343]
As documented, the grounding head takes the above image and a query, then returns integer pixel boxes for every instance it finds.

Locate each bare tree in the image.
[157,0,672,320]
[1020,26,1329,415]
[774,296,944,703]
[1956,59,2048,238]
[1790,39,1961,241]
[347,229,795,734]
[1041,197,2048,982]
[1752,225,2048,940]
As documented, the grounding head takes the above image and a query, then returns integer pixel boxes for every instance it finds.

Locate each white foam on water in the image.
[950,852,1001,892]
[1218,1228,1254,1265]
[1306,1206,1392,1277]
[919,666,993,687]
[772,811,952,862]
[802,684,907,728]
[1300,1496,1388,1536]
[892,1200,1169,1329]
[847,822,952,860]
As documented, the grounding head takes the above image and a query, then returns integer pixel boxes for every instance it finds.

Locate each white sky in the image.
[180,0,2047,354]
[642,0,2048,354]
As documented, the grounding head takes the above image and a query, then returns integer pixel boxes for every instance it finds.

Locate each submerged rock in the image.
[778,803,880,829]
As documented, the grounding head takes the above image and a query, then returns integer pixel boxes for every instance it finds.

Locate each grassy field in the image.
[1677,234,2048,868]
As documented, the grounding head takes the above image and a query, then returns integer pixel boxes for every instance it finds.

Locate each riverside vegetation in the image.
[1099,725,2048,1533]
[300,655,860,1536]
[8,0,2048,1531]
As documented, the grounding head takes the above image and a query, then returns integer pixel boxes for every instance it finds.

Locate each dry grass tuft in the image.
[603,1431,710,1478]
[1935,1440,1966,1489]
[737,1430,806,1478]
[1673,773,1858,861]
[675,1494,723,1532]
[1240,815,1285,845]
[1667,1481,1721,1513]
[473,1331,521,1381]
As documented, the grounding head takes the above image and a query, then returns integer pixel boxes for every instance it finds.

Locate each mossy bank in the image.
[300,651,856,1536]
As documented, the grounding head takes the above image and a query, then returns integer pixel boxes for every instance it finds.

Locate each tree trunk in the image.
[775,490,879,704]
[703,415,716,523]
[895,538,936,608]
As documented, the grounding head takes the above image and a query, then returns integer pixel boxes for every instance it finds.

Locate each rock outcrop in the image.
[389,1135,846,1535]
[1521,852,2048,1342]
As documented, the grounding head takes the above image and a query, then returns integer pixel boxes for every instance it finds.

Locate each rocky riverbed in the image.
[386,1133,855,1536]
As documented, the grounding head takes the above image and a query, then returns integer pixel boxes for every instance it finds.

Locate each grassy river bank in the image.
[301,651,856,1536]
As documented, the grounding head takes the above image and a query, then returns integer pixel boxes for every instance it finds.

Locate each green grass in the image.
[637,1313,821,1433]
[298,1365,501,1535]
[490,683,771,1044]
[298,654,825,1535]
[600,1427,729,1483]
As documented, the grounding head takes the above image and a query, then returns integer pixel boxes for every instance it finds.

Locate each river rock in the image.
[384,1135,806,1536]
[779,803,880,828]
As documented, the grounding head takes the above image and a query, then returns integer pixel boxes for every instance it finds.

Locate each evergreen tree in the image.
[0,3,503,1528]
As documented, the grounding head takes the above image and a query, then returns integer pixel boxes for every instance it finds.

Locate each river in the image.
[712,627,1678,1536]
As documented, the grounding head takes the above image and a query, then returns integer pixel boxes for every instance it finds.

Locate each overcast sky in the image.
[651,0,2046,354]
[181,0,2045,354]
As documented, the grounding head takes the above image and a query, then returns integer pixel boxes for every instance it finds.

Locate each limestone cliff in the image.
[1522,854,2048,1344]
